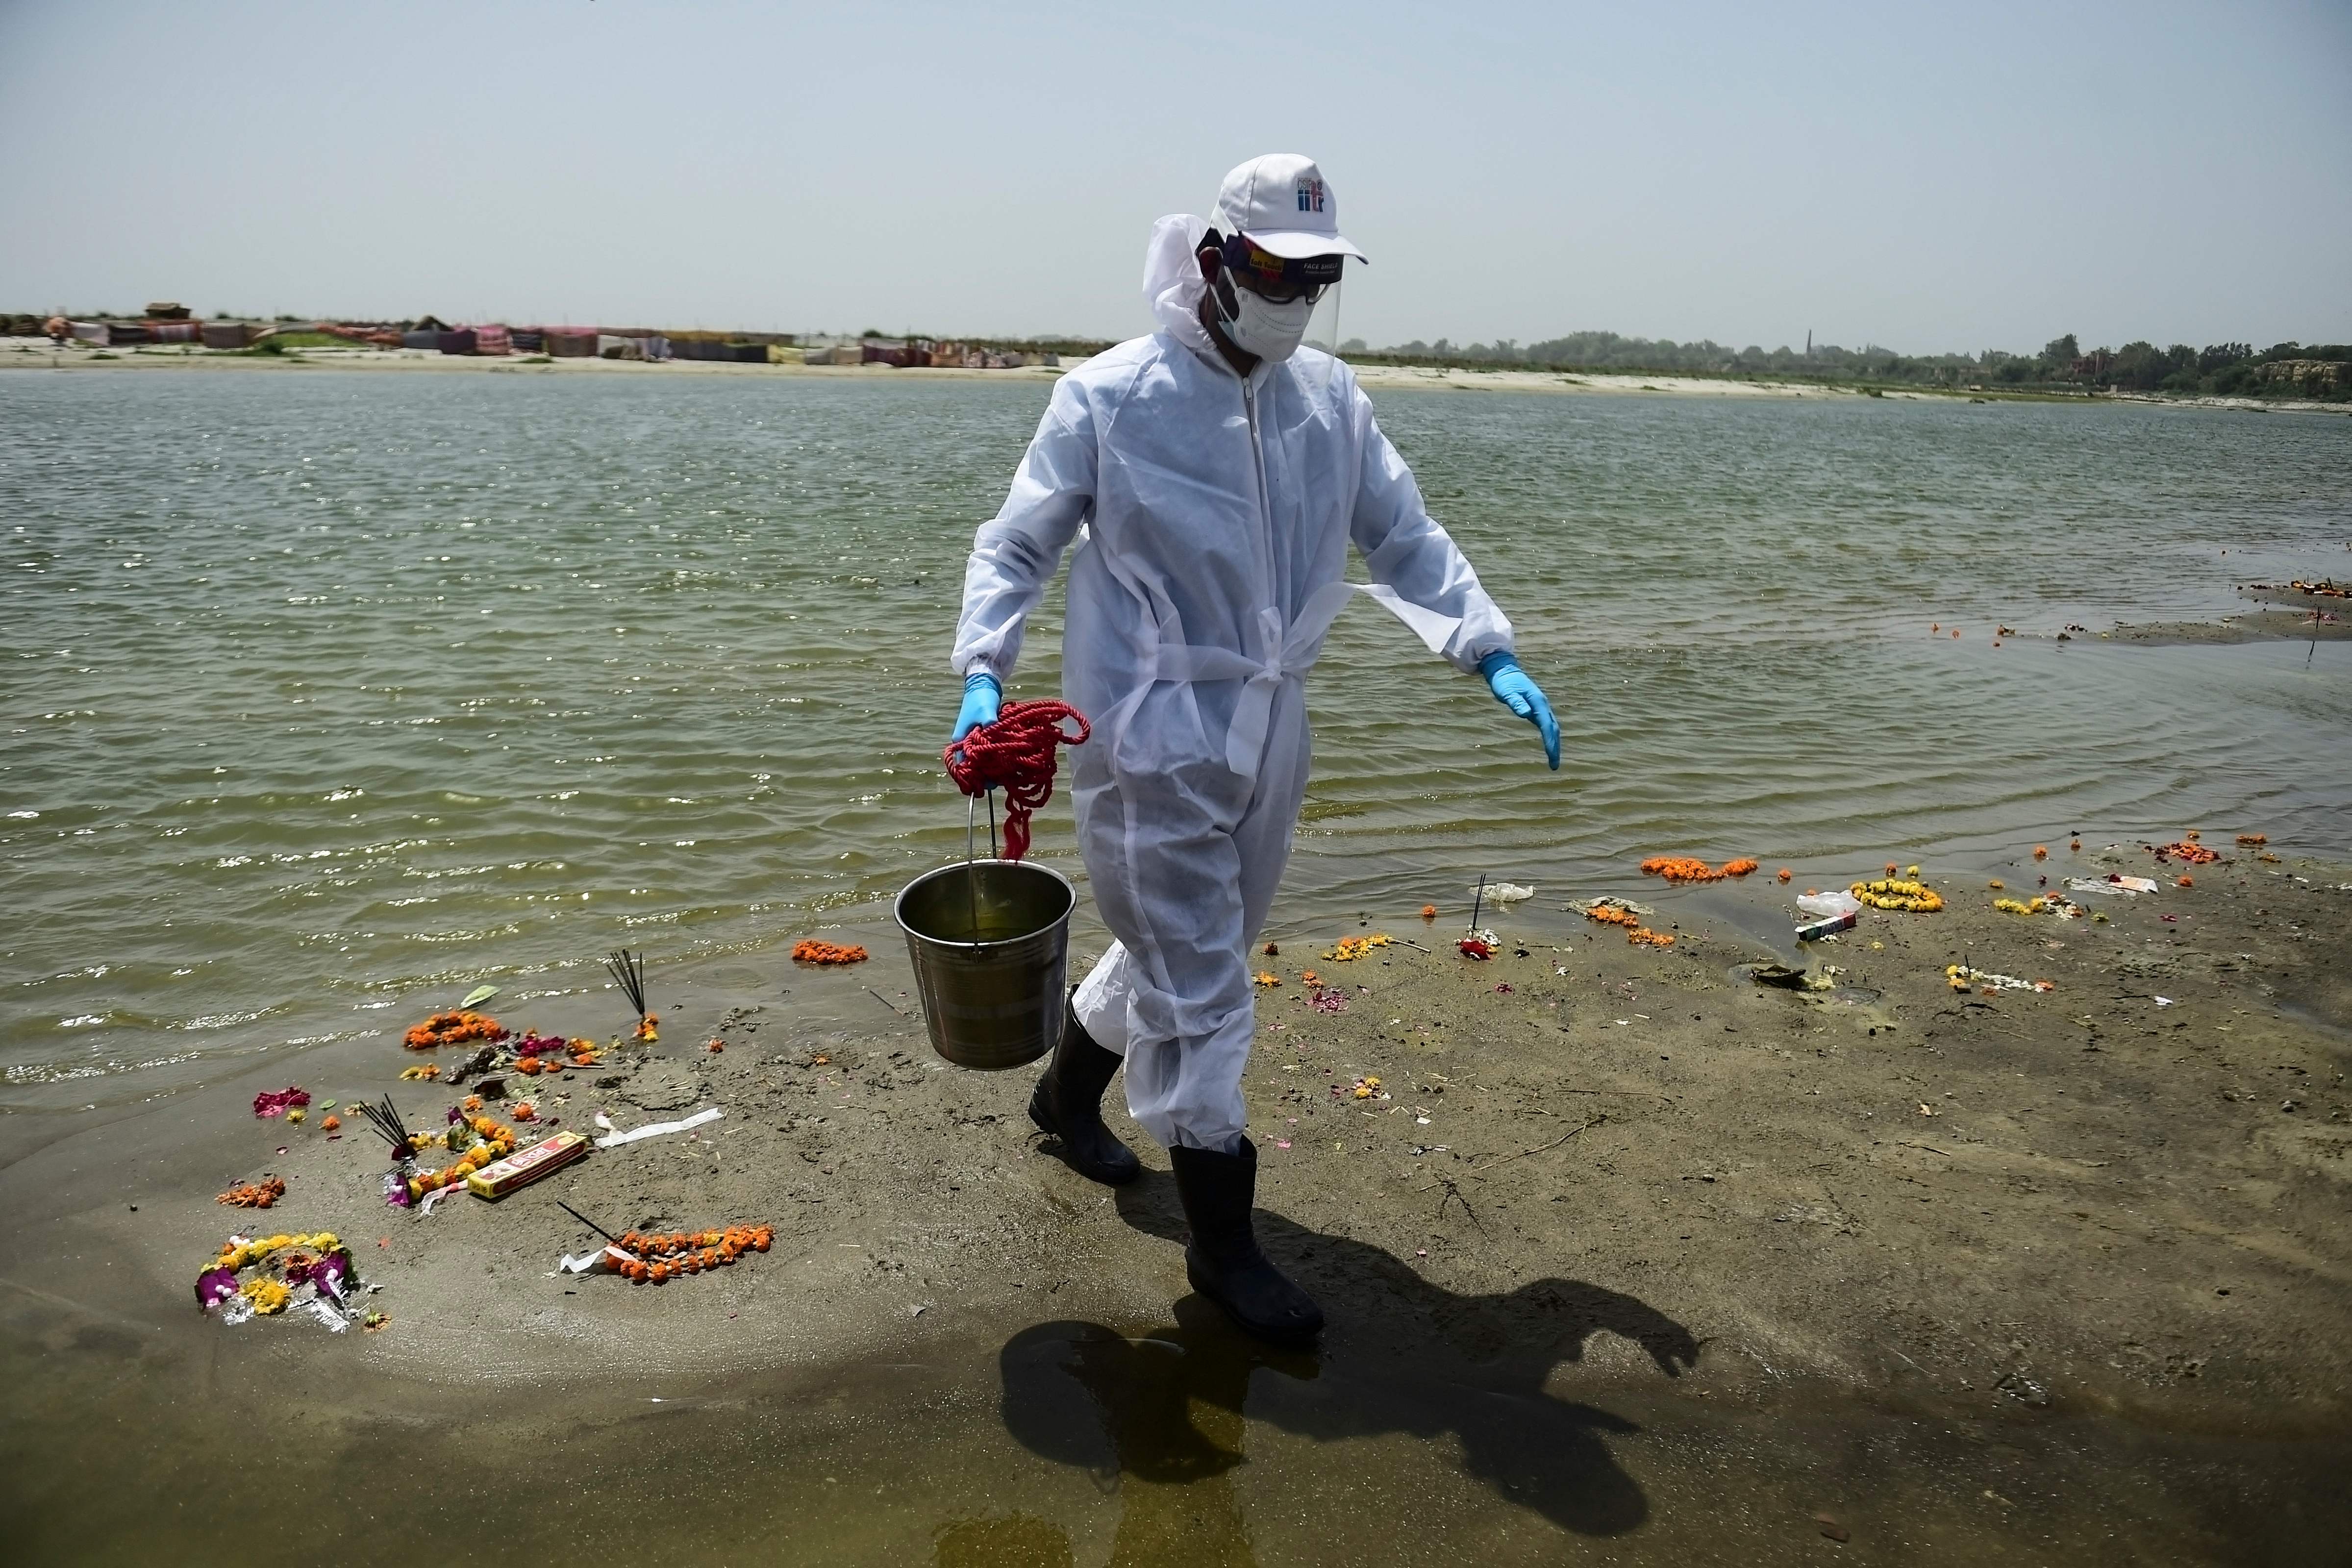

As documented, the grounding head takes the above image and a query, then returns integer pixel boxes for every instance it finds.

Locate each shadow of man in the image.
[980,1169,1699,1561]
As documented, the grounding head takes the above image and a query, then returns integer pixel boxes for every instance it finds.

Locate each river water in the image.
[4,369,2348,1108]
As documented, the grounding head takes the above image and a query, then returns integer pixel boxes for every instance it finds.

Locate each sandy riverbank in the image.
[19,337,2352,415]
[4,831,2348,1563]
[0,336,1070,384]
[0,337,1963,402]
[1,337,1853,398]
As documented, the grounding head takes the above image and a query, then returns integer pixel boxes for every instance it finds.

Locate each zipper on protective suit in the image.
[1239,375,1281,797]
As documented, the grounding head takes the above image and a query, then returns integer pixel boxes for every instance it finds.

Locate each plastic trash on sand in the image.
[1795,890,1862,919]
[2068,875,2160,896]
[557,1245,638,1276]
[593,1106,723,1149]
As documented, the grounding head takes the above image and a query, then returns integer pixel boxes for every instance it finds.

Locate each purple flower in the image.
[196,1267,239,1309]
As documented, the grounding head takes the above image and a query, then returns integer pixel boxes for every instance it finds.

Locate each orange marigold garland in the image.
[402,1011,508,1050]
[611,1225,774,1285]
[1583,902,1674,946]
[792,940,869,966]
[1639,855,1760,883]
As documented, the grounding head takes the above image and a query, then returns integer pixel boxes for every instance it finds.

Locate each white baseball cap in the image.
[1214,153,1367,263]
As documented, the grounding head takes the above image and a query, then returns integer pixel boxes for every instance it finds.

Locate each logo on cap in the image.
[1295,177,1326,214]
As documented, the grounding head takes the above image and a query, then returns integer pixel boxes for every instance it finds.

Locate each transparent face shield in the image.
[1205,234,1347,397]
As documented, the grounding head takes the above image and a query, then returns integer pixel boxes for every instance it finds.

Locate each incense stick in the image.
[354,1094,413,1157]
[556,1200,623,1244]
[604,948,648,1019]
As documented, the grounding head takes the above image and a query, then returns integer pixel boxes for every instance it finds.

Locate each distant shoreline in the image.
[7,337,2349,414]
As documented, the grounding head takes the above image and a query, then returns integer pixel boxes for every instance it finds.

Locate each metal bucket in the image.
[894,858,1076,1070]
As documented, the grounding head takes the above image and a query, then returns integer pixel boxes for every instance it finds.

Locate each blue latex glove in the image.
[1478,651,1560,771]
[951,671,1001,743]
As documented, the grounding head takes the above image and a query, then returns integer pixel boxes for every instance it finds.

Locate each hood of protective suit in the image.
[1141,213,1220,361]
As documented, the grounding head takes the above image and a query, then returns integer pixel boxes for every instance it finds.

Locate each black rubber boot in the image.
[1168,1137,1325,1346]
[1027,1002,1141,1186]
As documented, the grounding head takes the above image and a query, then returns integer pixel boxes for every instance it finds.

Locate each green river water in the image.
[3,370,2348,1110]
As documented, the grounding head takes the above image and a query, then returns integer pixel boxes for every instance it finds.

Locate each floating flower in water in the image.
[1722,859,1760,877]
[791,941,867,966]
[1421,904,1438,921]
[1640,856,1726,883]
[1776,868,1792,882]
[2153,840,2221,865]
[399,1063,440,1081]
[2236,833,2267,846]
[2032,846,2049,860]
[2177,875,2194,888]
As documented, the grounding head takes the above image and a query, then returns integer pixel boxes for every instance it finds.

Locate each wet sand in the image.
[2103,612,2350,645]
[4,836,2349,1563]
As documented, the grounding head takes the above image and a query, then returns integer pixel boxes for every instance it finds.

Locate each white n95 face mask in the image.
[1216,283,1315,363]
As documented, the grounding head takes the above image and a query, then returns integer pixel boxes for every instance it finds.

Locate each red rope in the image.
[942,700,1090,862]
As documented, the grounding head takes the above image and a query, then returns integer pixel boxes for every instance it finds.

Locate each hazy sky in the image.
[4,1,2347,353]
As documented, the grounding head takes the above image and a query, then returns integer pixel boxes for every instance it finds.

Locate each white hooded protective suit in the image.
[952,214,1516,1152]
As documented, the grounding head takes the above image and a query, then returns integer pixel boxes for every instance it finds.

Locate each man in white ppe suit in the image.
[951,154,1558,1345]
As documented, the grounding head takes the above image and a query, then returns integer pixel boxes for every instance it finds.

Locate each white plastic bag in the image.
[1795,890,1861,919]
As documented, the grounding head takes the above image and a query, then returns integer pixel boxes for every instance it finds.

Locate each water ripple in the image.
[2,372,2347,1103]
